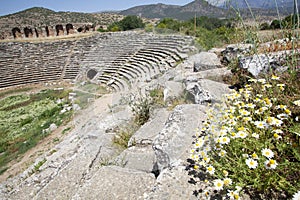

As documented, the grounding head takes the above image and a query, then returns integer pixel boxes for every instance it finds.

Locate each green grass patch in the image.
[0,89,73,174]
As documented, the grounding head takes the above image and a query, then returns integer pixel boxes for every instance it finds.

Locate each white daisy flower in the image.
[276,104,287,110]
[254,121,268,129]
[237,131,248,139]
[264,159,278,169]
[262,148,274,158]
[223,178,232,186]
[239,109,250,116]
[271,75,280,80]
[277,113,289,120]
[219,136,230,145]
[206,165,215,175]
[214,179,224,191]
[272,129,283,134]
[218,150,227,157]
[258,79,266,84]
[246,158,258,169]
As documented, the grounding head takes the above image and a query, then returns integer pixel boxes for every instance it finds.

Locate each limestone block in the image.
[128,108,170,147]
[188,52,222,72]
[114,146,156,173]
[163,81,184,103]
[152,104,207,172]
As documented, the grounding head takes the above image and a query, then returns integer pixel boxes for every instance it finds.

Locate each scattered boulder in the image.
[239,50,290,77]
[197,79,231,102]
[184,76,211,104]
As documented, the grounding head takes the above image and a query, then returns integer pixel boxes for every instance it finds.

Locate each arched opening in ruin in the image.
[66,24,74,35]
[45,26,50,37]
[77,27,83,33]
[87,69,98,80]
[24,27,33,38]
[12,27,21,39]
[55,24,64,36]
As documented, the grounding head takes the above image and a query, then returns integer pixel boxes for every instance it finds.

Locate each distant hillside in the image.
[0,7,123,34]
[206,0,295,11]
[121,0,295,20]
[120,0,227,20]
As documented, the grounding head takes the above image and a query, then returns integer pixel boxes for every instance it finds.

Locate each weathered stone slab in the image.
[72,166,156,200]
[163,81,184,103]
[197,79,230,102]
[114,146,156,173]
[152,104,207,172]
[188,52,222,72]
[145,166,199,200]
[128,108,170,147]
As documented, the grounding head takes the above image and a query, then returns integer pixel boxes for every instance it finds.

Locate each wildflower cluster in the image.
[188,75,300,199]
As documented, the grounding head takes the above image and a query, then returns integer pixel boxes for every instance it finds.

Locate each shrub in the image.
[188,74,300,199]
[108,15,145,32]
[130,95,152,126]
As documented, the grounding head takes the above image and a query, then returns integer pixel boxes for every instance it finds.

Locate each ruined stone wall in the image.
[0,23,95,40]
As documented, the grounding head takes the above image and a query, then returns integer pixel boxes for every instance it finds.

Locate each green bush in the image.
[108,15,145,31]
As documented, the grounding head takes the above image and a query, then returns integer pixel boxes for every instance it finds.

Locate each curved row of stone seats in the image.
[0,31,195,90]
[0,40,76,89]
[96,33,195,91]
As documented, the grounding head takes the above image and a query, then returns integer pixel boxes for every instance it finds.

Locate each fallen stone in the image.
[49,123,57,132]
[185,82,211,104]
[197,79,231,103]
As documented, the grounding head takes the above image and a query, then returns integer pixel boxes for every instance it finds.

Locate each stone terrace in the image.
[0,31,196,90]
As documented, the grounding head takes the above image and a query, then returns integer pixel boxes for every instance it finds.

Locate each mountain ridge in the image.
[120,0,227,20]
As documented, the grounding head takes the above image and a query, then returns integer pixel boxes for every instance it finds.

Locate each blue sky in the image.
[0,0,194,16]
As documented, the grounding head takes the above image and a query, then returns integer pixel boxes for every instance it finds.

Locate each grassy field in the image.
[0,88,73,174]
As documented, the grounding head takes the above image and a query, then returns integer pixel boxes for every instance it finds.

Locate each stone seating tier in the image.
[0,31,195,89]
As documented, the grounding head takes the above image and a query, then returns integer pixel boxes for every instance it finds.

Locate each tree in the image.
[118,15,145,31]
[270,19,282,29]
